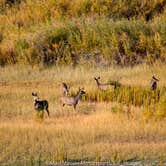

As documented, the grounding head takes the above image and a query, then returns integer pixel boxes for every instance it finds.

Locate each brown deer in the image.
[60,88,86,110]
[150,76,159,90]
[94,76,115,91]
[32,92,50,117]
[94,77,109,91]
[94,76,121,90]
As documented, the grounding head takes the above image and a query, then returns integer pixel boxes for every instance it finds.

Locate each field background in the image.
[0,0,166,165]
[0,64,166,165]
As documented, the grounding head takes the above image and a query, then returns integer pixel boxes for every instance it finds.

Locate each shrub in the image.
[0,0,165,66]
[84,86,164,107]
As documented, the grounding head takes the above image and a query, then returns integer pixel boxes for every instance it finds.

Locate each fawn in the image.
[32,92,50,117]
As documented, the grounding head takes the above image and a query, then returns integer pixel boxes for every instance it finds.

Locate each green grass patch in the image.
[83,86,165,107]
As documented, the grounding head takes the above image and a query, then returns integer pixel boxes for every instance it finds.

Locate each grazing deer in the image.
[32,92,50,117]
[62,82,70,96]
[150,76,159,90]
[60,88,86,110]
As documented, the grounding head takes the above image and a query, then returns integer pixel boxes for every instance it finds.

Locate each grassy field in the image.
[0,64,166,165]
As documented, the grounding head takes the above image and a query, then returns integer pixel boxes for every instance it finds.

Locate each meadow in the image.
[0,64,166,165]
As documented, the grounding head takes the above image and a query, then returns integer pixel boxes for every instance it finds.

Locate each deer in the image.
[60,88,86,110]
[32,92,50,117]
[94,76,121,90]
[150,76,159,90]
[62,82,70,96]
[94,76,116,91]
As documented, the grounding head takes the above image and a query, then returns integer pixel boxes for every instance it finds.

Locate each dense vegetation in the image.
[0,0,165,66]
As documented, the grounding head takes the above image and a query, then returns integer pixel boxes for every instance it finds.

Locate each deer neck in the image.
[75,92,82,102]
[34,99,38,105]
[95,79,100,86]
[151,79,156,84]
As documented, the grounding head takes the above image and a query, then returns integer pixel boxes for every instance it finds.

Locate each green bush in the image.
[84,86,164,107]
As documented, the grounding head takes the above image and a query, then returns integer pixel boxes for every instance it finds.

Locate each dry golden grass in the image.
[0,64,166,164]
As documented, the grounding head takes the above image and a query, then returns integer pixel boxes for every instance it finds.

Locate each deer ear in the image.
[32,92,37,96]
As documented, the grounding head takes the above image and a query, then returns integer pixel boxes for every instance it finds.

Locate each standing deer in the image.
[62,82,70,96]
[94,76,115,91]
[60,88,86,110]
[94,76,121,90]
[32,92,50,117]
[150,76,159,90]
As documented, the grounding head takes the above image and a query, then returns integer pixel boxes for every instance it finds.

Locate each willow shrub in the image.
[3,18,163,66]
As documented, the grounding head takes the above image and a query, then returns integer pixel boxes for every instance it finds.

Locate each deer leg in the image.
[73,104,77,111]
[46,109,50,117]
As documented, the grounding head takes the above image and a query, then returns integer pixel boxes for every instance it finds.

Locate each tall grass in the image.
[84,86,164,106]
[1,108,166,164]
